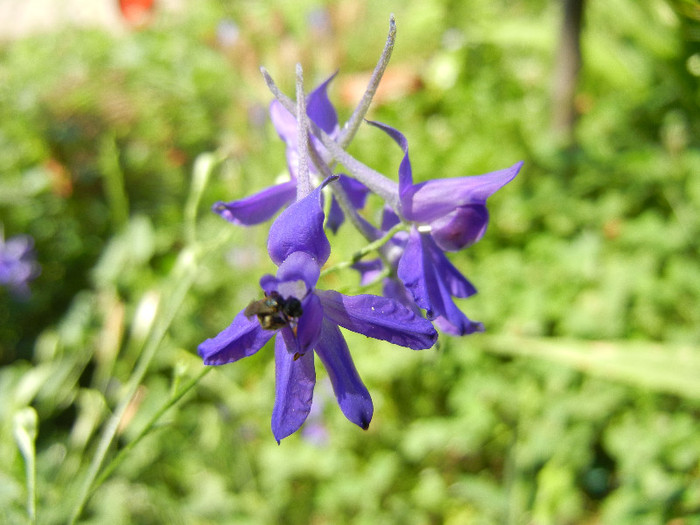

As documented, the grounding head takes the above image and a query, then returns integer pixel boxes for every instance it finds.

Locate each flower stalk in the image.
[337,14,396,148]
[295,64,313,200]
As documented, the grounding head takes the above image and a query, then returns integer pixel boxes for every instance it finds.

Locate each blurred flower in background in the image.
[117,0,155,27]
[216,18,240,49]
[0,232,40,299]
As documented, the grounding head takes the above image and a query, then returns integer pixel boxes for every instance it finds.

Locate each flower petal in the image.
[315,318,373,430]
[276,251,320,291]
[326,196,345,235]
[270,99,298,148]
[434,313,484,336]
[365,120,414,199]
[259,274,278,294]
[292,291,324,356]
[396,227,438,316]
[267,176,336,265]
[198,309,275,365]
[397,228,482,335]
[271,336,316,443]
[381,206,401,231]
[212,180,296,226]
[425,235,478,299]
[306,72,339,135]
[430,205,490,252]
[270,74,339,180]
[382,277,422,316]
[270,100,304,178]
[402,161,523,223]
[340,174,370,209]
[316,289,437,350]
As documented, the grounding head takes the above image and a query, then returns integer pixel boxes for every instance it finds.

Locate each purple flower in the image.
[199,179,437,442]
[368,121,523,252]
[213,74,368,231]
[0,234,40,299]
[353,225,483,336]
[358,123,522,335]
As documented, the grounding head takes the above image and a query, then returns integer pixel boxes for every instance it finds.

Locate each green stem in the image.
[69,248,199,524]
[69,152,225,524]
[13,407,38,525]
[320,221,408,278]
[99,133,129,231]
[185,153,219,245]
[90,366,212,492]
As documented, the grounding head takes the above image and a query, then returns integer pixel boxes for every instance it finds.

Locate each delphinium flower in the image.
[258,44,521,334]
[200,15,522,441]
[349,121,522,335]
[0,232,40,299]
[286,107,522,335]
[198,178,437,442]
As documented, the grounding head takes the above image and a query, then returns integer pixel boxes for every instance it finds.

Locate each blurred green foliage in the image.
[0,0,699,523]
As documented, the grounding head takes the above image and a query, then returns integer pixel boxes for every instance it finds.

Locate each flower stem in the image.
[68,155,228,524]
[295,64,313,200]
[90,366,212,493]
[320,220,408,278]
[352,220,408,260]
[13,407,38,524]
[69,248,199,525]
[338,15,396,148]
[261,67,401,213]
[185,152,220,245]
[304,132,379,244]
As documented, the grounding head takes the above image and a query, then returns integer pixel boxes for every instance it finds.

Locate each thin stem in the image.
[261,67,401,213]
[338,15,396,148]
[295,64,313,200]
[319,220,408,278]
[69,156,226,523]
[353,220,408,260]
[320,258,393,285]
[99,133,129,231]
[305,129,379,243]
[329,183,378,241]
[91,366,212,492]
[185,152,219,245]
[13,407,38,524]
[69,248,199,525]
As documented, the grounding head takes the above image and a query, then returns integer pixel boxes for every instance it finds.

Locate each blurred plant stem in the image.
[13,407,38,525]
[99,133,130,231]
[185,152,220,246]
[319,220,408,278]
[69,153,224,524]
[551,0,586,146]
[91,365,212,493]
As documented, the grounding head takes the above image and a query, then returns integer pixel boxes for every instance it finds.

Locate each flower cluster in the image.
[198,18,522,442]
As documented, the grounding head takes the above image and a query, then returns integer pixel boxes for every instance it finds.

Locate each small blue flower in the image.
[368,120,523,251]
[358,122,522,335]
[199,178,437,442]
[0,233,40,299]
[212,75,368,231]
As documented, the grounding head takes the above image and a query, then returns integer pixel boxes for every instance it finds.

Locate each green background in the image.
[1,0,699,523]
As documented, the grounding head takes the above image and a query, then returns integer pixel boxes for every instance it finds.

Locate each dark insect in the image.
[245,291,303,334]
